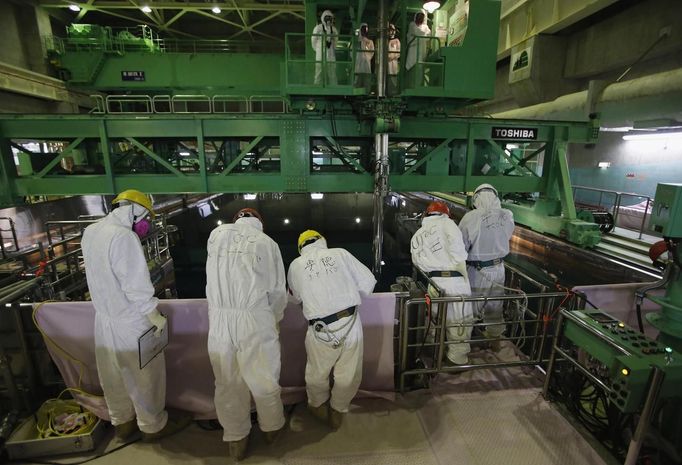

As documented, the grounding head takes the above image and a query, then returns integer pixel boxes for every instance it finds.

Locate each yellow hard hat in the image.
[112,189,155,218]
[298,229,323,253]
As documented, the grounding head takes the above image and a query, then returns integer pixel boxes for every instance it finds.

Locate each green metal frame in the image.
[0,113,600,246]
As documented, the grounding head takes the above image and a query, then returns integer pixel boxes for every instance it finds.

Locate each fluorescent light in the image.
[312,150,323,156]
[506,144,519,149]
[179,151,191,156]
[355,217,361,224]
[598,162,611,169]
[310,193,324,200]
[141,5,152,13]
[283,218,290,225]
[243,193,257,200]
[217,220,223,225]
[623,131,682,141]
[68,4,81,11]
[423,1,441,13]
[3,242,13,248]
[212,6,221,14]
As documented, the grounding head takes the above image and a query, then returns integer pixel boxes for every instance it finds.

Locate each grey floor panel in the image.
[22,345,608,465]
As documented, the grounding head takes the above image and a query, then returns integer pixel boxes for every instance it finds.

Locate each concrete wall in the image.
[569,131,682,206]
[0,2,30,70]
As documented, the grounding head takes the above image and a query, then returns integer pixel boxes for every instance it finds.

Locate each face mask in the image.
[133,218,151,238]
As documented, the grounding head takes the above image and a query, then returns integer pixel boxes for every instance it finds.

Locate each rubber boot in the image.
[328,408,344,430]
[114,419,139,441]
[483,330,502,352]
[142,409,193,442]
[308,402,329,424]
[228,436,249,460]
[263,426,284,445]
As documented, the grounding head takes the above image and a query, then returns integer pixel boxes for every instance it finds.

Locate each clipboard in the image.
[138,320,169,369]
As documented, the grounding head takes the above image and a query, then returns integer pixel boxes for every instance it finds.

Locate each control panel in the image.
[562,309,682,413]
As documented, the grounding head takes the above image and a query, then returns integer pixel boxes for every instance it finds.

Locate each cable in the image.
[31,302,103,399]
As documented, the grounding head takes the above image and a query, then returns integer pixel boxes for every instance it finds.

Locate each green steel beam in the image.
[221,136,264,175]
[485,138,538,178]
[402,138,453,175]
[35,137,85,178]
[323,136,367,174]
[503,145,545,176]
[126,137,185,177]
[0,114,595,200]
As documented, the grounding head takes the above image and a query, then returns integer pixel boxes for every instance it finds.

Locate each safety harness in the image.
[308,306,357,348]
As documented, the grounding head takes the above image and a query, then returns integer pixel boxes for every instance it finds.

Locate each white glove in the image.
[147,309,167,337]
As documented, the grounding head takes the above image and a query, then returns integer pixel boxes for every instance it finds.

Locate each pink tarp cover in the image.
[572,282,663,338]
[35,294,396,420]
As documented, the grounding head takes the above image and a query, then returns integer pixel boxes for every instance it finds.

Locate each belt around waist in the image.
[427,270,463,278]
[308,306,356,327]
[467,258,504,269]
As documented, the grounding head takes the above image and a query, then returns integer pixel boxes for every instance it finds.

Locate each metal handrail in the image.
[170,95,211,114]
[212,95,249,114]
[573,185,654,239]
[106,94,152,114]
[397,291,570,391]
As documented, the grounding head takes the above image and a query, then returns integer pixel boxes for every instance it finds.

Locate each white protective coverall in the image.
[287,239,376,413]
[459,188,515,338]
[405,11,431,71]
[411,214,473,365]
[387,34,401,95]
[81,205,168,434]
[311,10,338,85]
[354,23,374,91]
[205,217,287,442]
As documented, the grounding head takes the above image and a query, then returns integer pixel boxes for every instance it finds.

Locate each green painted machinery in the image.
[2,0,605,248]
[643,183,682,353]
[559,309,682,414]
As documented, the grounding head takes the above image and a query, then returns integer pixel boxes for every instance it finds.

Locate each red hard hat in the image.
[426,201,450,217]
[233,208,263,225]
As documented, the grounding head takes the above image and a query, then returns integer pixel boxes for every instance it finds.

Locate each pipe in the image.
[376,0,387,97]
[493,68,682,125]
[372,132,389,274]
[371,0,389,275]
[624,368,665,465]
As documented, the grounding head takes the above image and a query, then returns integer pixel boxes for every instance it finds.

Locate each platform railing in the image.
[285,33,355,90]
[573,185,654,239]
[94,94,286,114]
[402,36,444,91]
[396,263,573,392]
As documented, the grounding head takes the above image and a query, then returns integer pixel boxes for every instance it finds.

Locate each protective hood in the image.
[422,212,447,225]
[301,237,328,254]
[235,216,263,232]
[321,9,333,23]
[111,204,148,228]
[414,10,426,23]
[473,187,501,210]
[360,22,368,36]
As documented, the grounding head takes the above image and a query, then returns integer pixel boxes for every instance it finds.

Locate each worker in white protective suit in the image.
[459,184,515,350]
[312,9,338,85]
[411,201,473,365]
[354,23,374,93]
[406,10,431,87]
[205,208,287,460]
[288,230,376,430]
[387,23,401,96]
[81,189,191,442]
